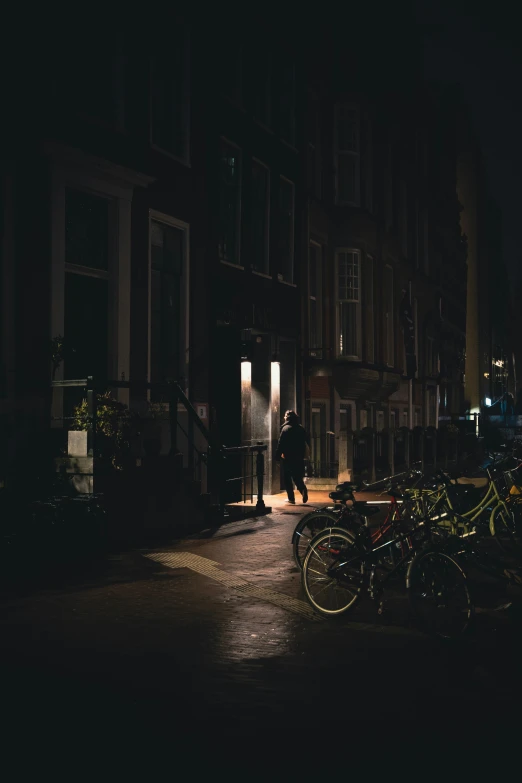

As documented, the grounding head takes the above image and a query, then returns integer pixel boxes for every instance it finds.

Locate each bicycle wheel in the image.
[302,528,364,616]
[489,502,519,556]
[407,547,473,638]
[292,509,342,570]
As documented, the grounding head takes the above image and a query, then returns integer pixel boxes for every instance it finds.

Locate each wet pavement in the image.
[1,491,522,763]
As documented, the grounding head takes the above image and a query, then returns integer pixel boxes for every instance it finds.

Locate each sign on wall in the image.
[195,404,208,421]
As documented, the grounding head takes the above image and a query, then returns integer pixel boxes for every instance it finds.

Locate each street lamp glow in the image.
[485,397,492,407]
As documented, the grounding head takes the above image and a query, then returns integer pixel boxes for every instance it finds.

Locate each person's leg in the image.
[292,462,308,503]
[283,465,295,502]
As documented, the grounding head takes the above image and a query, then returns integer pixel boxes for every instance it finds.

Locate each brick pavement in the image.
[1,490,522,758]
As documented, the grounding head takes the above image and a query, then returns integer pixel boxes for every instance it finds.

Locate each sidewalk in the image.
[229,488,389,515]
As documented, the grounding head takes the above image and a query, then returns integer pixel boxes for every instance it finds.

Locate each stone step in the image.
[304,477,339,491]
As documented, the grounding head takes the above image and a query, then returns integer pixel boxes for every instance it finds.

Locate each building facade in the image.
[0,12,504,502]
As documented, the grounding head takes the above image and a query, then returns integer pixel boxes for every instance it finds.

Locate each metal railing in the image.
[47,376,268,520]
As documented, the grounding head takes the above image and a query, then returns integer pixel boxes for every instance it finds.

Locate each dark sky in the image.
[414,1,522,284]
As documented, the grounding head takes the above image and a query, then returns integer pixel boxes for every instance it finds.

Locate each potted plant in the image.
[72,391,135,471]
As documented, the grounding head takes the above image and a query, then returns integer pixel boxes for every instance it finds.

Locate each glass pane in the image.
[339,301,359,357]
[64,272,108,381]
[150,224,183,397]
[251,162,269,273]
[219,144,241,263]
[279,180,294,282]
[338,251,359,301]
[65,189,109,271]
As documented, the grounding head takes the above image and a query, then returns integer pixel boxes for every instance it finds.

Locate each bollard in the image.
[255,445,266,513]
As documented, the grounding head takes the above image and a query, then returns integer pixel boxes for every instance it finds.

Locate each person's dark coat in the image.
[275,422,309,464]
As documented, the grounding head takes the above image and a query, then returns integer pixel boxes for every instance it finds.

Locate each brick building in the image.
[0,12,503,507]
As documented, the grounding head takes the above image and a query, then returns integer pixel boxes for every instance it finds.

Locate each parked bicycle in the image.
[301,506,472,637]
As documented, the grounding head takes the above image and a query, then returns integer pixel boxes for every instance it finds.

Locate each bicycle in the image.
[301,508,472,638]
[292,471,426,570]
[421,461,519,554]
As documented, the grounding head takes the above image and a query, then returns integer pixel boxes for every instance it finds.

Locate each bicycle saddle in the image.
[329,490,354,502]
[335,482,358,492]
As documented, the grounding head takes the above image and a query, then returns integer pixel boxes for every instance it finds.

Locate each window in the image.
[250,161,270,275]
[335,104,360,205]
[149,216,188,399]
[365,255,374,363]
[278,178,294,283]
[64,189,110,385]
[390,409,397,429]
[279,60,296,145]
[336,249,361,359]
[150,29,190,164]
[48,142,151,421]
[219,141,242,265]
[360,409,368,429]
[309,242,323,357]
[376,411,384,432]
[384,265,394,366]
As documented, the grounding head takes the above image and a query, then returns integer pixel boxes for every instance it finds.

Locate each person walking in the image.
[275,410,310,504]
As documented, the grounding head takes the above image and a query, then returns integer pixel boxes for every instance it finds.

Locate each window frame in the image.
[277,176,295,284]
[334,103,360,207]
[147,210,190,398]
[218,138,243,268]
[335,248,362,360]
[46,142,153,415]
[250,158,270,276]
[149,27,191,167]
